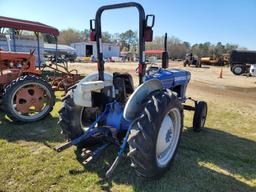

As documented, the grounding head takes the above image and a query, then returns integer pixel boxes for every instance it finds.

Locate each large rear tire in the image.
[58,89,100,147]
[128,89,183,178]
[2,75,55,122]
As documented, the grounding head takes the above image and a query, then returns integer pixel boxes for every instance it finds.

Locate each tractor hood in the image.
[145,68,191,89]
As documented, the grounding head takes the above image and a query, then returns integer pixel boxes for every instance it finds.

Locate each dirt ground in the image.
[69,61,256,114]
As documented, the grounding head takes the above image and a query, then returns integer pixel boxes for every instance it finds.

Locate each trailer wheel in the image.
[2,75,55,122]
[193,101,207,132]
[58,90,100,147]
[231,64,245,75]
[128,89,183,178]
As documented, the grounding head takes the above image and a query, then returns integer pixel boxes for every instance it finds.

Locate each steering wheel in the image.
[146,62,159,76]
[135,62,160,76]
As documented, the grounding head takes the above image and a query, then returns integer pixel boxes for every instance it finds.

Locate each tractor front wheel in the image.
[128,89,183,178]
[193,101,207,132]
[2,75,55,122]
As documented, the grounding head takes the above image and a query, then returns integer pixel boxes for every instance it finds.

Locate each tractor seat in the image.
[113,72,134,94]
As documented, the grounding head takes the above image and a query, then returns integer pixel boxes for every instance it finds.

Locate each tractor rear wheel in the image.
[2,75,55,122]
[58,89,100,147]
[128,89,183,178]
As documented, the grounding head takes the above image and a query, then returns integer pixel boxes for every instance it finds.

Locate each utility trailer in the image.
[230,50,256,75]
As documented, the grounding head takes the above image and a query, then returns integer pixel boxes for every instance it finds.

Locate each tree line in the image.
[47,28,244,59]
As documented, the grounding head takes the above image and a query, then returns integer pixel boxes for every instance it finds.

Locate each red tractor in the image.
[0,16,59,122]
[0,50,56,122]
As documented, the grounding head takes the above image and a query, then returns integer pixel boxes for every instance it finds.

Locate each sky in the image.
[1,0,256,49]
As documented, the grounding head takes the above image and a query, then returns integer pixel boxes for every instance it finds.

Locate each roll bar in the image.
[92,2,154,84]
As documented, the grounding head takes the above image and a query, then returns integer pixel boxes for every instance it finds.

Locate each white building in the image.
[71,41,120,59]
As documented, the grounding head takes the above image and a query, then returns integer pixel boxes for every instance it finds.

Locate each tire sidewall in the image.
[59,90,100,142]
[232,65,245,75]
[60,91,85,139]
[129,90,183,178]
[3,75,55,122]
[193,101,207,132]
[153,98,183,175]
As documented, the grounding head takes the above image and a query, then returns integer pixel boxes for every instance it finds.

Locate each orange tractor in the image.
[0,17,82,122]
[0,50,39,85]
[0,16,69,122]
[0,49,56,122]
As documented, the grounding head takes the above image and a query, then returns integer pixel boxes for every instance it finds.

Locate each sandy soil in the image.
[68,61,256,114]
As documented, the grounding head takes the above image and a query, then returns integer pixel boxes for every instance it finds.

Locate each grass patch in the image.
[0,92,255,192]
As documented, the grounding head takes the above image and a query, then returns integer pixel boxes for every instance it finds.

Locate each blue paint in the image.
[70,101,130,147]
[105,101,130,131]
[105,102,123,130]
[145,68,191,100]
[71,68,191,148]
[68,67,192,165]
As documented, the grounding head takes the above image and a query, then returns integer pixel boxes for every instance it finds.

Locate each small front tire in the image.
[193,101,207,132]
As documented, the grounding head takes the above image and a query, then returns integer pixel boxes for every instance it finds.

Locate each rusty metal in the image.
[0,48,81,95]
[0,69,20,85]
[15,85,45,113]
[42,62,82,92]
[0,50,41,88]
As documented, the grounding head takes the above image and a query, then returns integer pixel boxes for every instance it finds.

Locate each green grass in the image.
[0,92,255,192]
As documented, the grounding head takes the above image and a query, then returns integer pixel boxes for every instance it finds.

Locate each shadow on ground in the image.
[1,110,255,191]
[70,127,256,192]
[0,111,65,144]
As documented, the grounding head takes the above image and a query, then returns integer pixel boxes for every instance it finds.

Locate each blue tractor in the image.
[56,2,208,179]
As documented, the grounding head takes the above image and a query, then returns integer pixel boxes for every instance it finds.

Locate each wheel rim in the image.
[11,82,51,120]
[234,67,242,74]
[80,107,99,131]
[80,107,89,130]
[156,108,181,167]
